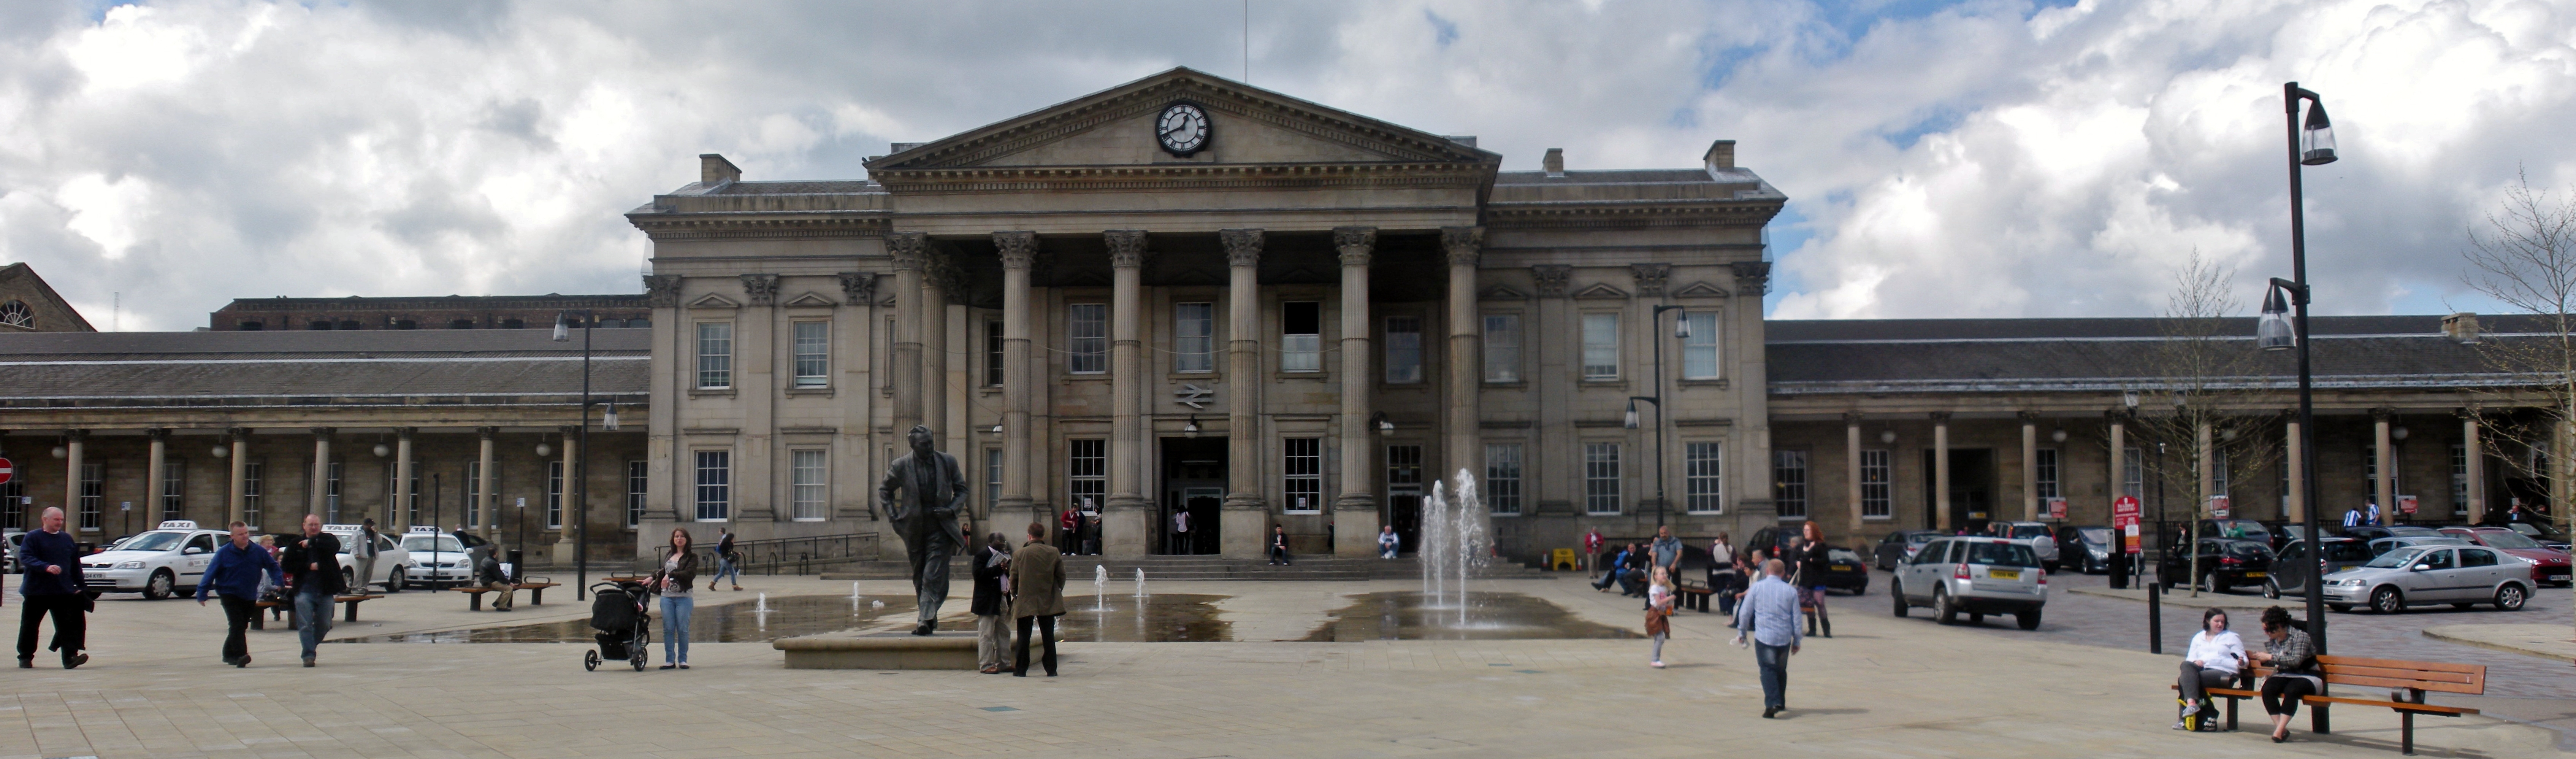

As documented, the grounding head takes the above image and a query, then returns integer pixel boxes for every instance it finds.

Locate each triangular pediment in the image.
[689,293,741,309]
[1573,283,1629,300]
[866,68,1498,173]
[1673,281,1731,298]
[1480,284,1529,301]
[782,292,838,308]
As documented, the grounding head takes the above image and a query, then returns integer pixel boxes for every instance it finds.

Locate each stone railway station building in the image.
[0,69,2560,566]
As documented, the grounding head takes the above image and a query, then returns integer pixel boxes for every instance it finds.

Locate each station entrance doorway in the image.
[1159,437,1227,555]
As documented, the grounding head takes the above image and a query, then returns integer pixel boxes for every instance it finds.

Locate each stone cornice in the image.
[627,216,888,242]
[1485,198,1786,229]
[869,162,1492,195]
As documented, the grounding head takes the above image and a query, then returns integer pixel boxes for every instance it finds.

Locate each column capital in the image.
[63,429,87,441]
[309,427,335,438]
[994,231,1040,269]
[2017,410,2039,424]
[393,427,415,439]
[227,427,252,439]
[643,274,683,308]
[739,273,780,307]
[147,428,169,440]
[1843,412,1863,425]
[1103,229,1148,268]
[1531,265,1572,297]
[1219,228,1263,267]
[1730,260,1774,296]
[1929,411,1951,424]
[837,271,879,305]
[1439,225,1483,267]
[888,232,929,270]
[1332,226,1376,267]
[478,426,499,440]
[558,425,580,437]
[1630,263,1671,297]
[2371,407,2395,422]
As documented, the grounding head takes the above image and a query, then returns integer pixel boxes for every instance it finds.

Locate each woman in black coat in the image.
[970,532,1013,674]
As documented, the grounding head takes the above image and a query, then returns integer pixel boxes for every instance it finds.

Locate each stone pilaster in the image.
[888,232,927,435]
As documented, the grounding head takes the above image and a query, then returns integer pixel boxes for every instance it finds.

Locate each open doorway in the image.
[1387,443,1425,553]
[1922,448,1996,532]
[1159,437,1227,555]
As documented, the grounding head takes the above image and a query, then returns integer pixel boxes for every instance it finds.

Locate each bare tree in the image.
[2462,168,2576,621]
[2129,249,2286,596]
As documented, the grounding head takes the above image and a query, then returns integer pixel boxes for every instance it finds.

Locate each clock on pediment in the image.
[1155,102,1210,156]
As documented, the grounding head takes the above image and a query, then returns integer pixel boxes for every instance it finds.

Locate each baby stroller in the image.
[583,580,652,672]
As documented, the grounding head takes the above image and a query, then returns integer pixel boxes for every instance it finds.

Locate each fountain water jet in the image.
[1133,567,1148,599]
[1094,564,1109,612]
[1417,469,1493,627]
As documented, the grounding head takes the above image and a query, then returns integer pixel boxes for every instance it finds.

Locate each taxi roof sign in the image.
[407,526,443,534]
[157,520,198,530]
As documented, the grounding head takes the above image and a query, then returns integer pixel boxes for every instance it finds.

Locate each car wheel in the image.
[143,570,174,600]
[2261,578,2280,599]
[342,569,358,592]
[2199,573,2221,594]
[2495,583,2527,611]
[1933,587,1958,625]
[2016,609,2042,630]
[1891,581,1908,618]
[2370,585,2404,614]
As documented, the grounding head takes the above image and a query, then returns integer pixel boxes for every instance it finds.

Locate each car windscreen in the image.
[2219,541,2271,558]
[2386,526,2442,537]
[116,531,187,552]
[2365,546,2427,569]
[2209,521,2269,540]
[1828,548,1861,563]
[2476,531,2544,549]
[2010,525,2050,539]
[2322,542,2373,562]
[2507,524,2551,539]
[1907,532,1938,544]
[2078,527,2113,543]
[402,535,465,553]
[1962,541,2039,568]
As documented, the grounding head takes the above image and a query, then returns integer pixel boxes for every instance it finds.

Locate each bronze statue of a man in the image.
[879,425,968,635]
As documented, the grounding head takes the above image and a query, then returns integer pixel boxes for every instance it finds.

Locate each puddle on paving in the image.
[1056,594,1232,642]
[1300,591,1640,641]
[334,595,921,643]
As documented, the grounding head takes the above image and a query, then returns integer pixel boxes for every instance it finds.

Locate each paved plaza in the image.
[2,569,2566,758]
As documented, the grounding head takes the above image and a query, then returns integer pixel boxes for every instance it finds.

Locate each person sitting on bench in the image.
[2175,607,2245,730]
[2249,606,2321,743]
[475,552,515,611]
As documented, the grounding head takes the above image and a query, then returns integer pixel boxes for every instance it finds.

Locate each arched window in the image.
[0,300,33,328]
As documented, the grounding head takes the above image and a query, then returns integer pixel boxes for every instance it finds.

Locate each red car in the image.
[2440,527,2574,587]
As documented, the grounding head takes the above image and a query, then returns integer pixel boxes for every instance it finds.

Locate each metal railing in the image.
[715,532,881,576]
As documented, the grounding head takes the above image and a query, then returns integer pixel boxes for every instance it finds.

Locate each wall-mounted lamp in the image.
[535,442,554,458]
[49,446,66,459]
[212,445,231,459]
[1879,429,1898,445]
[1183,416,1200,438]
[2051,428,2069,444]
[1371,412,1394,438]
[602,402,620,431]
[2392,426,2409,441]
[371,443,390,458]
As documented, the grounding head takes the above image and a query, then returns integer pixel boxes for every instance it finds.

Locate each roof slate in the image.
[0,330,648,404]
[1765,316,2534,394]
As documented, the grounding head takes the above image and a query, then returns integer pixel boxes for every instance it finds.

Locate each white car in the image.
[76,520,227,599]
[323,525,411,592]
[399,529,484,588]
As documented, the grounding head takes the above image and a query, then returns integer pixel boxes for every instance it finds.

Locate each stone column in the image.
[1220,228,1264,559]
[994,232,1038,526]
[1931,412,1951,532]
[921,252,951,460]
[2463,412,2485,523]
[228,428,250,527]
[145,429,167,523]
[1104,229,1149,557]
[2284,418,2305,523]
[1442,226,1484,491]
[62,429,84,529]
[1333,226,1377,557]
[2020,412,2039,522]
[306,428,331,521]
[478,427,499,537]
[2373,409,2395,520]
[555,426,578,565]
[2107,413,2126,505]
[1844,413,1863,534]
[888,232,927,434]
[393,428,415,527]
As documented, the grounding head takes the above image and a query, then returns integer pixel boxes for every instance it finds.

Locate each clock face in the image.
[1156,102,1210,156]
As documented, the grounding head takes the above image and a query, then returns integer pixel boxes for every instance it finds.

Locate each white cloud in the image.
[0,0,2571,330]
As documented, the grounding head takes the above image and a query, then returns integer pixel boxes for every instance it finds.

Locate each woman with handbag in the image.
[651,529,699,670]
[1646,566,1676,668]
[1709,532,1740,616]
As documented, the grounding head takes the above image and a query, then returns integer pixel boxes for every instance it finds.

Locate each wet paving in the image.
[1056,594,1233,642]
[1300,591,1641,641]
[335,594,921,644]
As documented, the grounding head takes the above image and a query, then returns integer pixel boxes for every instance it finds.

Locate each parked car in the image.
[2499,521,2571,551]
[2438,527,2573,587]
[321,524,412,592]
[74,521,226,599]
[2,529,21,574]
[1994,521,2061,570]
[2197,519,2272,545]
[2321,543,2534,613]
[1872,530,1944,570]
[398,528,489,589]
[1889,537,2048,629]
[1810,548,1870,595]
[2262,537,2374,599]
[2160,538,2274,594]
[2340,524,2445,542]
[2366,535,2469,557]
[2054,526,2116,574]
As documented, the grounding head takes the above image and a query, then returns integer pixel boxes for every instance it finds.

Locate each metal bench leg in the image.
[2226,696,2239,731]
[2400,710,2413,756]
[2313,702,2330,735]
[530,587,542,606]
[468,593,482,611]
[342,601,358,622]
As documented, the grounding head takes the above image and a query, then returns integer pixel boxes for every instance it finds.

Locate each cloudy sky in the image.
[1,0,2571,330]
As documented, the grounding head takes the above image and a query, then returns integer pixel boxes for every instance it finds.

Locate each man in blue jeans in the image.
[1733,558,1802,718]
[282,514,344,668]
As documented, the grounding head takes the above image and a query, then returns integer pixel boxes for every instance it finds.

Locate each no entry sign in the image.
[0,456,14,485]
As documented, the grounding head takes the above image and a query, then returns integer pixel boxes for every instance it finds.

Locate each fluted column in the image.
[2196,419,2216,517]
[1221,228,1264,559]
[2463,411,2485,523]
[1333,227,1377,557]
[2108,412,2126,508]
[921,249,951,456]
[228,428,250,527]
[62,429,84,530]
[1104,229,1150,556]
[995,232,1038,526]
[478,427,499,537]
[2020,412,2039,522]
[145,429,167,523]
[888,232,927,434]
[1441,226,1484,489]
[1845,413,1863,534]
[309,428,333,521]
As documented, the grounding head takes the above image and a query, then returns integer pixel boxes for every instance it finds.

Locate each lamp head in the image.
[2300,100,2337,165]
[1183,417,1200,438]
[602,402,620,431]
[1674,312,1691,339]
[1623,400,1640,429]
[552,312,571,342]
[2257,286,2297,351]
[535,443,552,458]
[1879,429,1897,445]
[2051,428,2069,444]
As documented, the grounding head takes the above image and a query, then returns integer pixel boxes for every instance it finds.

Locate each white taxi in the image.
[77,520,229,600]
[398,526,486,588]
[322,524,411,592]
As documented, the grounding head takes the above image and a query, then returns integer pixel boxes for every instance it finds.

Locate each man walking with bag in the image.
[282,514,344,667]
[197,521,282,666]
[15,507,87,669]
[1010,522,1065,677]
[1733,558,1801,718]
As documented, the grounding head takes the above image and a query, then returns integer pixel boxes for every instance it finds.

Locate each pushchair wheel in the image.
[583,650,600,672]
[630,646,647,671]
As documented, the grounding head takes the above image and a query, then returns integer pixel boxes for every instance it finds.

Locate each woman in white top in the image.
[1645,566,1675,668]
[2175,607,2245,728]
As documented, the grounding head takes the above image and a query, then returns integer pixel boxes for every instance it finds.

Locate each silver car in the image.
[2321,544,2533,613]
[1998,521,2061,569]
[1890,537,2049,629]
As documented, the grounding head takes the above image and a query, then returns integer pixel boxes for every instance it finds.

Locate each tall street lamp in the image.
[555,310,597,600]
[2259,81,2337,659]
[1626,305,1690,528]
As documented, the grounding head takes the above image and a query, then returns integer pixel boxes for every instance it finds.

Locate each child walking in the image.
[1647,566,1675,668]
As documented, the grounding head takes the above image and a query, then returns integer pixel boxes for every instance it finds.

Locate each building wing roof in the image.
[0,330,647,407]
[1766,315,2533,394]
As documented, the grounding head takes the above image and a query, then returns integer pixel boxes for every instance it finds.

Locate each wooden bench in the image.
[251,594,384,628]
[452,580,563,610]
[2175,655,2484,755]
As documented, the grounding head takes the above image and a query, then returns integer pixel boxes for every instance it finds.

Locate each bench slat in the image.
[2300,695,2478,716]
[2321,662,2482,683]
[2316,655,2484,675]
[2321,673,2487,695]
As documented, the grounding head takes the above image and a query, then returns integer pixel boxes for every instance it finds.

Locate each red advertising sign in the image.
[2208,495,2231,519]
[2046,497,2067,520]
[2396,494,2418,516]
[2112,495,2142,555]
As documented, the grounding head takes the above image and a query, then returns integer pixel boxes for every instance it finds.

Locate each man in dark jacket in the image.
[15,507,88,669]
[281,514,344,667]
[197,521,283,667]
[475,551,514,611]
[970,532,1012,674]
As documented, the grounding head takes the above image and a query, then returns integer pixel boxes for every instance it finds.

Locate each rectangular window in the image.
[1282,437,1322,513]
[1383,316,1422,384]
[1282,301,1321,372]
[1768,448,1804,518]
[792,321,829,387]
[1175,303,1214,373]
[77,462,102,531]
[1068,439,1106,514]
[2363,445,2399,500]
[162,458,186,522]
[243,461,265,529]
[696,322,733,389]
[1682,311,1720,379]
[985,448,1003,512]
[2035,448,2061,500]
[388,462,420,527]
[546,461,565,529]
[790,449,828,521]
[1482,314,1521,383]
[1861,449,1892,519]
[1485,443,1523,514]
[2451,443,2469,515]
[0,478,20,531]
[1584,442,1622,514]
[1690,443,1734,514]
[1582,313,1620,380]
[2211,450,2230,500]
[464,461,483,527]
[2123,448,2144,499]
[983,320,1005,387]
[694,450,731,521]
[626,460,648,528]
[1067,303,1107,374]
[325,460,344,524]
[1388,444,1424,490]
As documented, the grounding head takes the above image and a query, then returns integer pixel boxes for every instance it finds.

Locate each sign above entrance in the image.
[1174,384,1214,410]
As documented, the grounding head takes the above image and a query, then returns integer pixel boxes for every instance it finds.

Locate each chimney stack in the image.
[1542,148,1565,177]
[1703,140,1737,172]
[700,153,742,185]
[2443,312,2481,343]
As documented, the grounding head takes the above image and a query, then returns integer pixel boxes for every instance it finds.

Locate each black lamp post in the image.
[555,310,595,600]
[1626,305,1690,527]
[2260,81,2337,657]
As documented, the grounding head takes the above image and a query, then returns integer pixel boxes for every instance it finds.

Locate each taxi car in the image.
[76,520,228,599]
[322,524,411,592]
